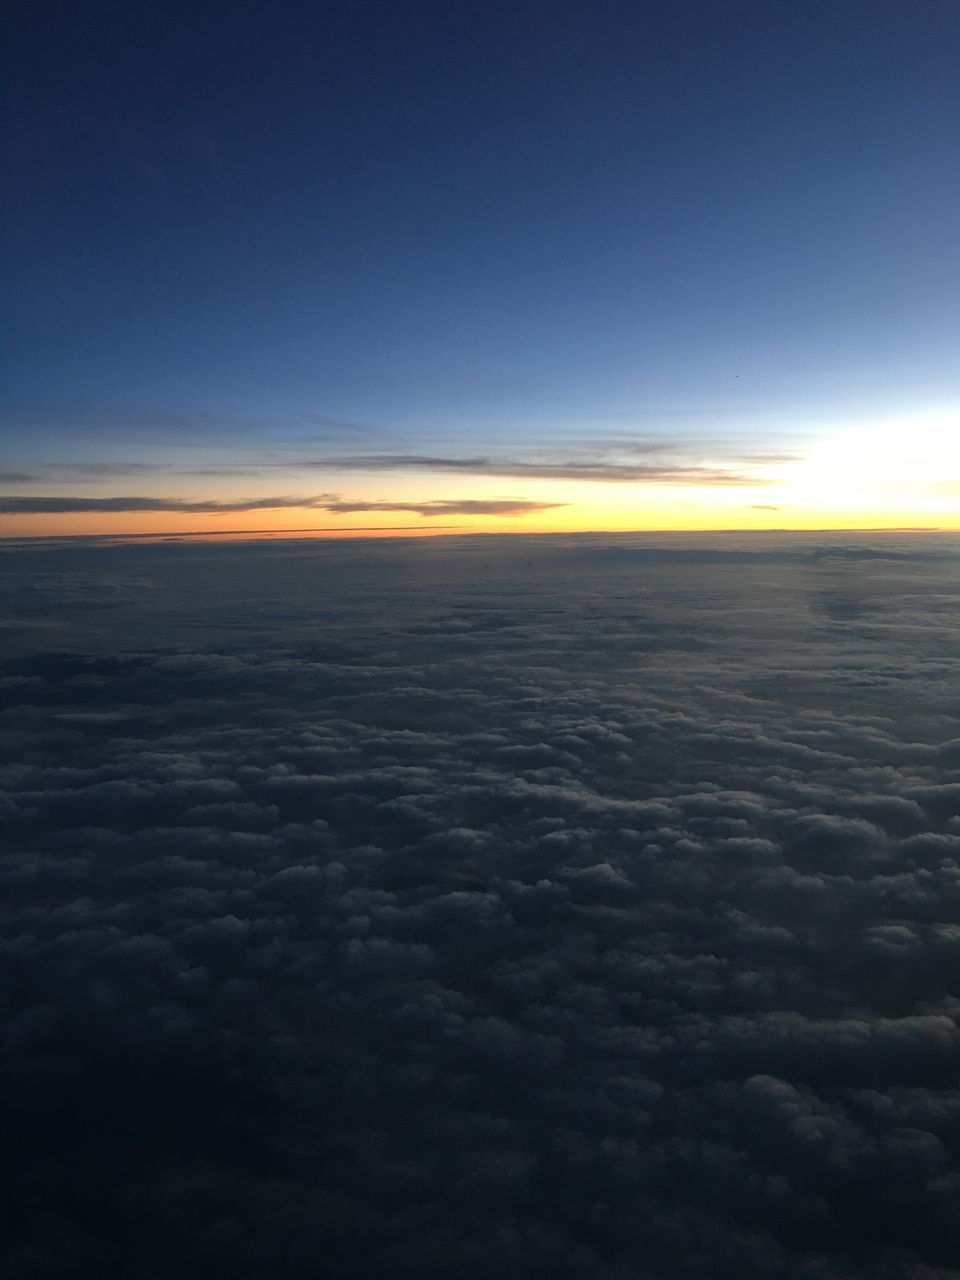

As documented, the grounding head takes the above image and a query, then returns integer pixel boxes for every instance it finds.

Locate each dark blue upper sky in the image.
[4,0,959,470]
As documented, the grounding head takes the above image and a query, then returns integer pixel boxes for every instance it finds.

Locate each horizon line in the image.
[0,523,949,548]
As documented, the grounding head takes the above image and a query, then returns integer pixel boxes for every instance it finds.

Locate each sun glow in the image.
[776,410,960,524]
[1,410,957,541]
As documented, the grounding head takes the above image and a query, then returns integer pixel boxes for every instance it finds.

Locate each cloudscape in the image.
[4,2,960,1277]
[4,531,960,1278]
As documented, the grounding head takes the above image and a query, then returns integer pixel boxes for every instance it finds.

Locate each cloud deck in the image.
[2,531,960,1279]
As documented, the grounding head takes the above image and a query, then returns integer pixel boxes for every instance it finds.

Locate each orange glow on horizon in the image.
[1,499,955,543]
[3,413,959,540]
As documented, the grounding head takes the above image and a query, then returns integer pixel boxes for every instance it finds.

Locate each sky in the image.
[4,0,959,537]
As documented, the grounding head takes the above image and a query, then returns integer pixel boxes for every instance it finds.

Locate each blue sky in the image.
[3,1,959,532]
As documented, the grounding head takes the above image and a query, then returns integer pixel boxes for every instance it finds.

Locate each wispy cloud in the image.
[300,455,770,485]
[322,499,565,516]
[0,494,561,518]
[15,439,795,488]
[0,464,169,484]
[0,496,337,515]
[49,462,171,478]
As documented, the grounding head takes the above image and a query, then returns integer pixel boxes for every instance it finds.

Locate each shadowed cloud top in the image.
[3,530,960,1277]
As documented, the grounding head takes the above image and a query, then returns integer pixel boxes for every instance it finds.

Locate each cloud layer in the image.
[2,531,960,1279]
[322,498,565,516]
[303,454,769,485]
[0,495,561,517]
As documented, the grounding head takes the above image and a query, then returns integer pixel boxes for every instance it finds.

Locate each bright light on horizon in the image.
[1,407,958,538]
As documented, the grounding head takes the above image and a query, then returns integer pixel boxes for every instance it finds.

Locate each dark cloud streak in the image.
[0,494,339,514]
[0,495,560,517]
[323,499,565,516]
[303,454,771,485]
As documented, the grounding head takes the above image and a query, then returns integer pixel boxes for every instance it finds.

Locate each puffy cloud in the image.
[2,530,960,1278]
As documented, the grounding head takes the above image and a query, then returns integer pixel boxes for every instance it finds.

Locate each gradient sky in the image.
[4,0,959,537]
